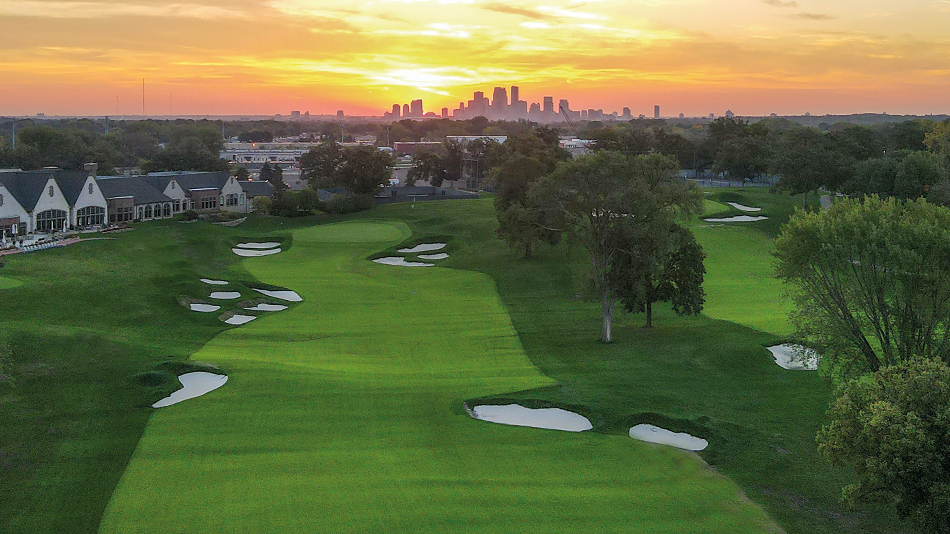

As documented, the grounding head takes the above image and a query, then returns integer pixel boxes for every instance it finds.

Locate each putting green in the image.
[0,275,22,290]
[100,221,775,533]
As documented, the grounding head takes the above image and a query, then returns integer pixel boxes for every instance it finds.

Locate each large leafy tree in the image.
[775,196,950,375]
[613,223,706,328]
[406,152,445,187]
[299,141,345,189]
[817,358,950,533]
[259,163,285,200]
[491,155,562,259]
[770,128,852,208]
[532,151,702,342]
[334,146,395,195]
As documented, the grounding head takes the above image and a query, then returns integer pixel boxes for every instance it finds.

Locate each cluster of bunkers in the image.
[0,165,274,243]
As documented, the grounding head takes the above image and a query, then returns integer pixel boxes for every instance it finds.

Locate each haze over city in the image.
[2,0,949,117]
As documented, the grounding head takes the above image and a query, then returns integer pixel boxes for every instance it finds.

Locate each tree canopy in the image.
[775,196,950,376]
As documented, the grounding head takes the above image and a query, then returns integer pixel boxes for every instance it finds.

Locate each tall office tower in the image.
[392,104,401,118]
[622,107,631,118]
[543,97,554,114]
[558,99,570,113]
[410,99,423,117]
[529,102,541,114]
[510,86,520,105]
[491,87,508,117]
[403,104,410,117]
[654,105,660,119]
[471,91,490,117]
[441,107,449,118]
[581,110,588,120]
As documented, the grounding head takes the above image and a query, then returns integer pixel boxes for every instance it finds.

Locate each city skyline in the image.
[1,1,949,117]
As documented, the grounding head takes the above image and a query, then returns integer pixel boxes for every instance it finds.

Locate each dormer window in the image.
[48,185,54,197]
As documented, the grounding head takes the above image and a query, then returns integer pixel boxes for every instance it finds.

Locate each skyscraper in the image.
[403,104,410,117]
[491,87,508,117]
[392,104,401,118]
[654,105,660,119]
[558,99,570,113]
[410,99,423,117]
[543,97,554,114]
[510,86,519,105]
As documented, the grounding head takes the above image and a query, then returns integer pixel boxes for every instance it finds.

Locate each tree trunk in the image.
[601,294,613,343]
[524,240,532,259]
[643,299,654,329]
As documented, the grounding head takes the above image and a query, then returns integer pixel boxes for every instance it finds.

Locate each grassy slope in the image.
[354,190,907,534]
[100,220,775,533]
[0,222,286,533]
[0,275,23,290]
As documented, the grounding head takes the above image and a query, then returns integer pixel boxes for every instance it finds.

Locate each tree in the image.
[142,137,229,173]
[613,223,706,328]
[334,146,394,195]
[894,151,945,199]
[770,128,851,208]
[406,152,445,186]
[259,163,286,200]
[775,196,950,375]
[490,155,562,259]
[234,167,250,181]
[924,121,950,171]
[299,141,344,189]
[532,152,702,342]
[817,358,950,533]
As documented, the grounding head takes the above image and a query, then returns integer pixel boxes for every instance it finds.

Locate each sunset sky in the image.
[1,0,949,117]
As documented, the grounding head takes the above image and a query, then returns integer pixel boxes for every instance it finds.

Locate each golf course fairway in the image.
[99,220,776,533]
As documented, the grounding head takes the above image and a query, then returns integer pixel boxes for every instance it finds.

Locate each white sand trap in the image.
[253,288,303,302]
[472,404,592,432]
[767,344,819,370]
[152,372,228,408]
[629,424,708,451]
[224,314,257,325]
[397,243,446,253]
[373,257,435,267]
[200,278,228,285]
[190,303,220,312]
[235,242,280,249]
[233,247,281,257]
[245,303,288,311]
[210,291,241,299]
[418,253,449,260]
[726,202,762,212]
[703,216,769,223]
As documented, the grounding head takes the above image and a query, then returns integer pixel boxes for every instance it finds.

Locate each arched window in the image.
[144,205,153,219]
[163,204,171,217]
[76,206,105,227]
[36,209,67,233]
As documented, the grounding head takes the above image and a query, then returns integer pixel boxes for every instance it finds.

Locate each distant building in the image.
[336,110,344,118]
[0,169,107,234]
[392,104,401,118]
[410,99,423,117]
[529,102,541,114]
[709,113,715,119]
[725,110,735,118]
[441,107,449,118]
[654,105,660,119]
[403,104,410,117]
[543,97,554,114]
[679,113,685,119]
[622,107,632,119]
[290,111,301,119]
[491,87,507,116]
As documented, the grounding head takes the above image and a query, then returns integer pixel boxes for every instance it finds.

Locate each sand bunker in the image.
[233,247,281,257]
[152,372,228,408]
[767,344,819,370]
[210,291,241,299]
[398,243,446,254]
[703,216,769,223]
[373,257,434,267]
[235,242,280,249]
[224,314,257,325]
[253,288,303,302]
[418,253,449,260]
[629,424,708,451]
[472,404,593,432]
[190,303,220,312]
[200,278,228,285]
[245,303,288,311]
[726,202,761,212]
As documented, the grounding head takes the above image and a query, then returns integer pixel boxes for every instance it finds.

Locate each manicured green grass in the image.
[0,274,22,290]
[100,220,776,533]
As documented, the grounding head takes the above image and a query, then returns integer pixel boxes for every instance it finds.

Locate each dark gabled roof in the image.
[52,171,94,205]
[0,171,57,211]
[96,176,172,205]
[145,171,231,193]
[239,180,274,197]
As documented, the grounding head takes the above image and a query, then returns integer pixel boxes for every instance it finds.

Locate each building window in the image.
[144,205,153,219]
[88,183,94,195]
[0,193,3,206]
[163,204,171,217]
[200,196,218,210]
[76,206,105,227]
[36,209,67,232]
[48,185,54,197]
[173,200,181,212]
[110,206,134,223]
[224,194,239,206]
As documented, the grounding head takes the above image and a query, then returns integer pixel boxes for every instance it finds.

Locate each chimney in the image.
[83,162,98,177]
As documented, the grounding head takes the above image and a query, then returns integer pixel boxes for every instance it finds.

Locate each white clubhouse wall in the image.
[30,177,71,233]
[0,182,30,233]
[220,176,246,212]
[71,176,109,226]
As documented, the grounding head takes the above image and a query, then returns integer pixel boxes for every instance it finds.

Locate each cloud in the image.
[790,12,834,20]
[762,0,797,7]
[0,0,246,18]
[480,2,553,20]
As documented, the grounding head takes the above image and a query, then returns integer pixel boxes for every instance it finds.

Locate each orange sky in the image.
[1,0,949,117]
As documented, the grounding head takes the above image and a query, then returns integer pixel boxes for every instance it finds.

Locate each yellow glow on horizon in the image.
[0,0,948,116]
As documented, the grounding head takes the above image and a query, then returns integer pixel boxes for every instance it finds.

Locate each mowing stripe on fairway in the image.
[100,221,776,533]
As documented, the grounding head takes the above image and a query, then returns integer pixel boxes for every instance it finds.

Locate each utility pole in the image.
[142,78,145,117]
[11,119,15,149]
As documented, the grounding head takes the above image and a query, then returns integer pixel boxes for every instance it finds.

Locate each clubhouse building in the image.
[0,168,273,239]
